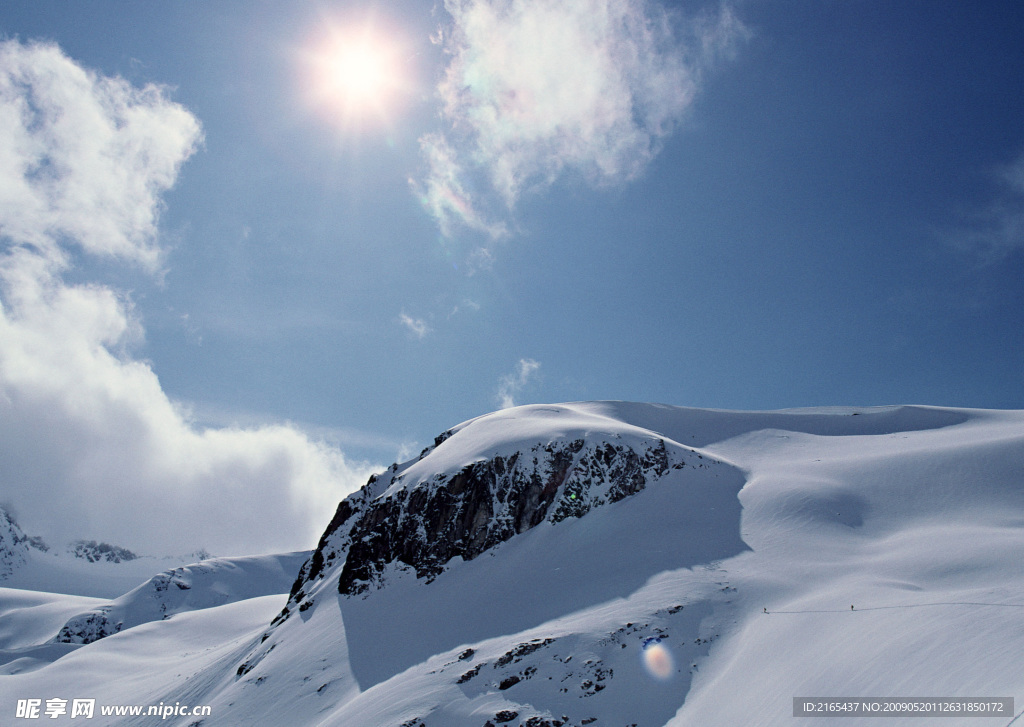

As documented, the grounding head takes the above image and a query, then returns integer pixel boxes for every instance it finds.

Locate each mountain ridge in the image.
[0,402,1021,726]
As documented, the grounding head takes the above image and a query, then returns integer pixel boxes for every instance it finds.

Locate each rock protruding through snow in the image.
[281,405,710,630]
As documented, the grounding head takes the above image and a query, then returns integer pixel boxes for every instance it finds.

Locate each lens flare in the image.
[642,638,674,680]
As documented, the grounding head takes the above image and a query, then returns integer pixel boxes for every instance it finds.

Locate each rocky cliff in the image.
[274,405,715,630]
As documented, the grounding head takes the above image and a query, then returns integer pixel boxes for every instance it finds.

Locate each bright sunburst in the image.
[301,20,409,132]
[332,41,392,103]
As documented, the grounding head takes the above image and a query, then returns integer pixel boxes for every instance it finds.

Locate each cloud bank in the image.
[415,0,747,237]
[0,40,379,556]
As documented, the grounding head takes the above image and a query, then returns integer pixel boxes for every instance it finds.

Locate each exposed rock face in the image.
[69,540,138,563]
[55,567,195,643]
[283,432,687,621]
[55,609,122,644]
[232,405,734,691]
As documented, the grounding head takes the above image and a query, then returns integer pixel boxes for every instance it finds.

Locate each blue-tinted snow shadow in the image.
[339,462,748,687]
[0,642,81,674]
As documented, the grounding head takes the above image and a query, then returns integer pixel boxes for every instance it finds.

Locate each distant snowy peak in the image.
[0,508,50,578]
[68,540,139,564]
[0,506,223,599]
[0,509,30,579]
[279,404,725,622]
[53,551,310,645]
[0,508,141,574]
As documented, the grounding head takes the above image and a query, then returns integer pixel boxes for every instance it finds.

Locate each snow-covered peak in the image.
[399,402,688,483]
[0,509,30,580]
[67,541,139,564]
[0,523,217,600]
[51,551,310,645]
[290,403,726,601]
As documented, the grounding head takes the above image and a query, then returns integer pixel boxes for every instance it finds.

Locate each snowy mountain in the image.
[52,552,310,645]
[1,402,1022,726]
[0,551,310,679]
[0,509,31,580]
[66,541,141,565]
[0,508,212,600]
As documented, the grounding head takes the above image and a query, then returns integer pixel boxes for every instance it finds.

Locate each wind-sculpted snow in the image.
[585,401,971,447]
[52,552,310,645]
[273,403,971,625]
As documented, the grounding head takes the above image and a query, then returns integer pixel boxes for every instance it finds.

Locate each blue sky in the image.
[1,1,1022,554]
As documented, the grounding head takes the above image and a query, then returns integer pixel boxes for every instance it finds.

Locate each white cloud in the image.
[0,40,201,271]
[0,39,379,556]
[410,133,509,239]
[416,0,747,236]
[497,357,541,409]
[949,153,1024,261]
[448,298,481,318]
[466,246,496,275]
[399,311,431,339]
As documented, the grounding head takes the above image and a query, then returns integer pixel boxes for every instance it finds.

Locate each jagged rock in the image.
[456,663,483,684]
[55,609,122,643]
[0,508,30,579]
[496,638,556,667]
[69,540,138,563]
[26,535,49,552]
[269,424,695,640]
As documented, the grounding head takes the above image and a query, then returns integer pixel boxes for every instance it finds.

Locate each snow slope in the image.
[0,589,104,676]
[0,551,308,683]
[679,405,1024,725]
[0,402,1021,727]
[52,552,310,644]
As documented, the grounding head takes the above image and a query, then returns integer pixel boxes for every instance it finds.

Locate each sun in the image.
[301,20,410,132]
[331,41,392,103]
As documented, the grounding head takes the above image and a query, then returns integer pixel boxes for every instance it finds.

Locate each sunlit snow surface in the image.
[1,403,1022,726]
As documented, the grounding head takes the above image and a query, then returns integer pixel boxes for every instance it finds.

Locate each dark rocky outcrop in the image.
[69,540,138,563]
[279,432,689,624]
[55,609,121,644]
